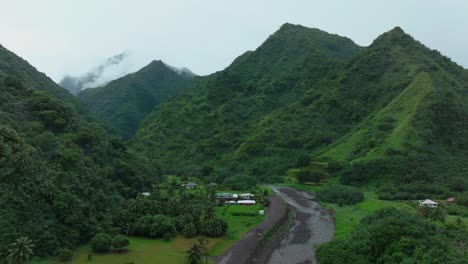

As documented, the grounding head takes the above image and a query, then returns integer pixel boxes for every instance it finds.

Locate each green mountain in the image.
[0,44,82,108]
[0,52,157,256]
[132,23,362,179]
[132,25,468,197]
[77,60,196,139]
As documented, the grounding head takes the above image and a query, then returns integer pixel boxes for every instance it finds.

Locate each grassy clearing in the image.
[210,205,265,255]
[34,204,265,264]
[321,191,415,239]
[34,236,221,264]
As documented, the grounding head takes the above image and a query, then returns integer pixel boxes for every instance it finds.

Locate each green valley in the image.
[0,18,467,264]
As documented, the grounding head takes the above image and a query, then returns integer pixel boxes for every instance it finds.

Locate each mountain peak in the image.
[371,26,416,48]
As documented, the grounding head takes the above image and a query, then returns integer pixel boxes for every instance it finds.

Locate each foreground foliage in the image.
[317,208,468,264]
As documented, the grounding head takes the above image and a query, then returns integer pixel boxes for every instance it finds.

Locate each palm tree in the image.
[166,197,181,216]
[7,237,34,264]
[185,243,203,264]
[201,206,216,223]
[197,237,209,264]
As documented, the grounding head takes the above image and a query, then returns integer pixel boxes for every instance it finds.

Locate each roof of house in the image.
[420,199,437,204]
[238,200,256,204]
[446,197,456,202]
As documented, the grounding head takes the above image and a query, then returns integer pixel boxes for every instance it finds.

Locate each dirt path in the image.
[214,186,334,264]
[214,195,287,264]
[265,186,334,264]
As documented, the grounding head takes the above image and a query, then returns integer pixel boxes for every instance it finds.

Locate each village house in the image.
[419,199,438,208]
[216,193,238,200]
[238,200,256,206]
[239,193,254,199]
[183,182,198,189]
[446,197,456,203]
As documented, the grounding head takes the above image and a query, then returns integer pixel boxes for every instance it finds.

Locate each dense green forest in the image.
[0,75,158,258]
[132,24,468,199]
[77,60,196,139]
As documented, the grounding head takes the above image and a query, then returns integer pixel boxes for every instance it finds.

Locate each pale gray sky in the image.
[1,0,467,82]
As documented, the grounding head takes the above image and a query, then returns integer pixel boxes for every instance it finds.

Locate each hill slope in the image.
[133,25,468,197]
[0,76,156,257]
[132,23,362,180]
[0,44,82,108]
[77,60,196,139]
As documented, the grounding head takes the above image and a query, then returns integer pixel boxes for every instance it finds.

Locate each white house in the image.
[239,193,254,199]
[419,199,438,208]
[141,192,151,196]
[238,200,256,206]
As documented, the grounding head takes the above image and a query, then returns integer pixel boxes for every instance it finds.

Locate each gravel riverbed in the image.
[214,186,334,264]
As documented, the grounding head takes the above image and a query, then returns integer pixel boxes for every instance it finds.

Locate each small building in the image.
[225,201,237,205]
[238,200,256,206]
[259,210,265,215]
[141,192,151,196]
[446,197,456,203]
[216,193,238,200]
[185,182,198,189]
[419,199,438,208]
[239,193,255,199]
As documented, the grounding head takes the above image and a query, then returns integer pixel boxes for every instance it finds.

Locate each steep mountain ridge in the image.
[77,60,196,139]
[0,44,81,108]
[133,25,468,198]
[133,23,362,179]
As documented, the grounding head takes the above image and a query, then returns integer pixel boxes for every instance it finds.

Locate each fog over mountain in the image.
[59,51,131,94]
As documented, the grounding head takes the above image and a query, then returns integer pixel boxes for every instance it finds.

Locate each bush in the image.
[91,233,111,253]
[317,185,364,205]
[134,215,177,238]
[58,249,73,262]
[111,235,129,252]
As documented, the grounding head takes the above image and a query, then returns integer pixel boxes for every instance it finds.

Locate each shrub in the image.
[58,249,73,262]
[91,233,111,253]
[317,185,364,205]
[111,235,129,252]
[134,215,177,238]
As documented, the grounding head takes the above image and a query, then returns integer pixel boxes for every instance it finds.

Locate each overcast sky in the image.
[1,0,467,83]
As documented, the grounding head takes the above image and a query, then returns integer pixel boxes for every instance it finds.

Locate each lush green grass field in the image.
[210,205,265,256]
[34,204,264,264]
[321,192,415,239]
[42,236,220,264]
